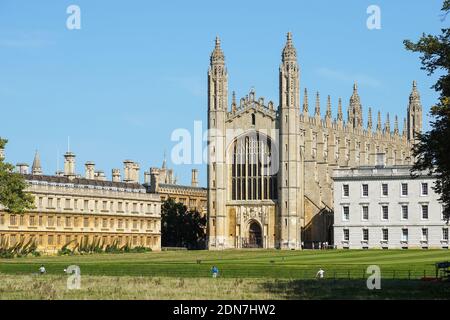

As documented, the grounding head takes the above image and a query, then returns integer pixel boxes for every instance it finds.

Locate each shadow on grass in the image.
[260,279,450,300]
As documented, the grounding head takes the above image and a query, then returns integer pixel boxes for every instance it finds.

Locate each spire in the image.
[162,151,167,169]
[407,80,423,141]
[210,36,225,65]
[32,150,42,175]
[377,111,382,132]
[349,82,363,128]
[326,95,332,118]
[394,115,399,135]
[315,92,320,116]
[337,98,343,121]
[282,32,297,63]
[367,107,373,129]
[403,118,407,137]
[385,113,391,134]
[302,88,309,114]
[410,80,420,101]
[231,91,237,112]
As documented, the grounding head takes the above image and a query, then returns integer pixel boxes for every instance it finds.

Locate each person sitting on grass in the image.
[211,266,219,278]
[39,265,46,275]
[316,268,325,280]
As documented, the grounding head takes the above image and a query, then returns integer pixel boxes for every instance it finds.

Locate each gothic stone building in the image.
[207,33,422,250]
[0,151,162,254]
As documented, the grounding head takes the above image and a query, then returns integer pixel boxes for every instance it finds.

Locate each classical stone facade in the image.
[145,159,207,215]
[0,151,162,254]
[332,165,447,249]
[207,33,422,250]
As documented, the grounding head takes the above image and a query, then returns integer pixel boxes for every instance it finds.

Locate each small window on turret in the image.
[252,114,256,125]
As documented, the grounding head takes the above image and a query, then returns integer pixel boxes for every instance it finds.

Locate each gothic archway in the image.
[245,220,263,248]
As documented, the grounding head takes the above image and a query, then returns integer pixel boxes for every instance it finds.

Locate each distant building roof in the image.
[158,183,207,193]
[332,165,434,181]
[23,174,146,191]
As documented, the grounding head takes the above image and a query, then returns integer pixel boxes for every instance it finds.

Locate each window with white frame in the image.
[382,228,389,242]
[421,205,429,220]
[421,228,428,242]
[343,229,349,241]
[343,206,350,221]
[401,205,408,220]
[382,205,389,220]
[401,183,408,196]
[381,183,388,196]
[362,184,369,197]
[401,228,408,242]
[343,184,349,197]
[362,206,369,221]
[362,229,369,242]
[443,228,449,241]
[421,183,428,196]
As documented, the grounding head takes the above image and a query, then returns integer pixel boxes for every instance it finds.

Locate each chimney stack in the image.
[64,152,76,179]
[144,171,151,185]
[85,161,95,180]
[123,160,140,183]
[191,169,198,187]
[16,163,29,174]
[95,171,106,181]
[112,169,121,182]
[132,162,140,183]
[149,168,160,193]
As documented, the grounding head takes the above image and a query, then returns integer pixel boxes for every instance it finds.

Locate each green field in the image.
[0,249,449,279]
[1,250,450,299]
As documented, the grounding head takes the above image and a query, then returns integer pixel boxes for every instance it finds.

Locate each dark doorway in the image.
[246,221,263,248]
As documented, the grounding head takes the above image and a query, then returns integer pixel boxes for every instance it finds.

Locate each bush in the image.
[57,238,152,256]
[0,236,41,259]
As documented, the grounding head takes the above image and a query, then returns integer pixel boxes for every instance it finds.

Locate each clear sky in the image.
[0,0,446,186]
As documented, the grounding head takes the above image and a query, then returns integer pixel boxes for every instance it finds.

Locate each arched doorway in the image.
[246,221,263,248]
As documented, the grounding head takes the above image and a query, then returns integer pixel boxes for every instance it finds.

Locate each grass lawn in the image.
[0,250,449,299]
[0,275,449,300]
[0,249,449,279]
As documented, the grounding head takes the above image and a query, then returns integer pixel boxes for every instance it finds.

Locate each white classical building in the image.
[333,164,449,249]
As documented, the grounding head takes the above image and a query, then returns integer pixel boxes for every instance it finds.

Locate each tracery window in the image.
[230,133,278,201]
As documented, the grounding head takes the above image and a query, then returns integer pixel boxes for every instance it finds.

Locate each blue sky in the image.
[0,0,446,186]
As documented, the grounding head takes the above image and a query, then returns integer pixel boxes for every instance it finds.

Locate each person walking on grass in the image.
[39,265,46,275]
[211,266,219,278]
[316,267,325,280]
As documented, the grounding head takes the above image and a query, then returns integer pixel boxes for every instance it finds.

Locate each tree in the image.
[161,198,206,249]
[0,138,35,214]
[404,1,450,221]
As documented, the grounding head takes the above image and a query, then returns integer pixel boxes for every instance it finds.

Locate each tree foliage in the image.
[404,0,450,221]
[0,138,35,214]
[161,198,206,249]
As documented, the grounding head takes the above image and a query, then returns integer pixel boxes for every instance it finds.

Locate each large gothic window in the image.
[230,132,278,201]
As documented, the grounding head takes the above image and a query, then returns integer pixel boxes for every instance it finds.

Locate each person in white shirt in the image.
[39,265,46,275]
[316,268,325,279]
